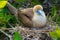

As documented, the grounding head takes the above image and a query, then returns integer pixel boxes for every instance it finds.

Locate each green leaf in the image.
[51,6,57,17]
[0,1,7,9]
[0,0,8,1]
[50,29,60,40]
[56,30,60,37]
[5,15,12,22]
[14,31,22,40]
[57,38,60,40]
[30,0,41,6]
[15,0,26,2]
[0,12,12,24]
[15,0,26,3]
[56,16,60,26]
[50,32,59,38]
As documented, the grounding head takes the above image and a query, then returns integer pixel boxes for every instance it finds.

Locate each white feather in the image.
[32,12,47,27]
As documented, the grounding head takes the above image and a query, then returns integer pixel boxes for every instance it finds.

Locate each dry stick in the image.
[18,27,53,33]
[8,23,18,29]
[0,29,13,40]
[0,23,18,40]
[0,23,16,40]
[8,23,19,33]
[8,23,15,29]
[0,27,13,30]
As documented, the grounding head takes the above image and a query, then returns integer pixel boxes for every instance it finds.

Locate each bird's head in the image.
[33,5,45,17]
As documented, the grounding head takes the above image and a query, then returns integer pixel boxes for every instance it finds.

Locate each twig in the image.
[0,29,13,40]
[8,23,15,30]
[0,27,13,30]
[8,23,18,32]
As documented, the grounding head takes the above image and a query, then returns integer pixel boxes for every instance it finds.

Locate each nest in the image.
[0,22,56,40]
[15,24,55,40]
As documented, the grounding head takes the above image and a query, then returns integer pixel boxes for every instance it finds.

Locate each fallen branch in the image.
[0,29,13,40]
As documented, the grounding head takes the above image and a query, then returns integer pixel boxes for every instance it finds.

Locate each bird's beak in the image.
[37,10,44,16]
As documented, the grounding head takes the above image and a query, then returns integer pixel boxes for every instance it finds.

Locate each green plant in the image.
[30,0,44,7]
[56,16,60,26]
[0,0,12,27]
[51,6,58,21]
[14,31,22,40]
[0,1,7,9]
[0,0,18,27]
[48,5,58,25]
[50,5,60,26]
[0,13,12,23]
[50,27,60,40]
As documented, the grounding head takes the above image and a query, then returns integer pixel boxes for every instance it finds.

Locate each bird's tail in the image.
[7,2,18,16]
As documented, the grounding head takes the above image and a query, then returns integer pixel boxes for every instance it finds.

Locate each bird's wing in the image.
[19,8,34,20]
[18,8,34,27]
